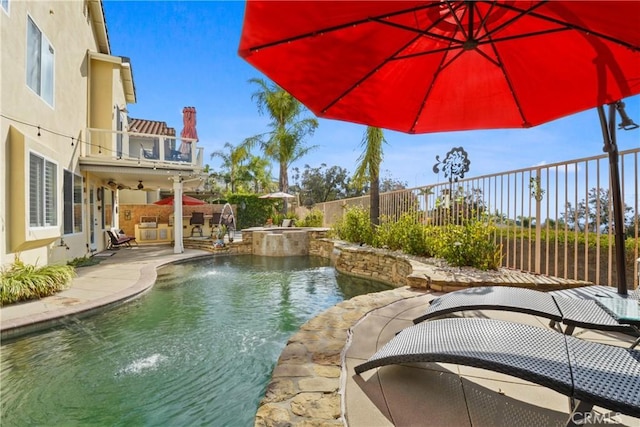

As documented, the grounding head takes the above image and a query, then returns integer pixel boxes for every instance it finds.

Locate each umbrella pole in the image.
[597,104,627,295]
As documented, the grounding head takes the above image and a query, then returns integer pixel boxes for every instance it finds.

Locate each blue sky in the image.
[102,1,639,189]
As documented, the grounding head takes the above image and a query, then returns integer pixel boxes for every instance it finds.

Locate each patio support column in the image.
[173,176,184,254]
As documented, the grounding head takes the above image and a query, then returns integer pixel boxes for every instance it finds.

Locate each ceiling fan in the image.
[131,180,155,192]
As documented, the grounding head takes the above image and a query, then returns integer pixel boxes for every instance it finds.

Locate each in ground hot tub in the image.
[252,228,309,256]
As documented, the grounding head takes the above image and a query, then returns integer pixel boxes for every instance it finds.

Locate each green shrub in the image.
[272,213,285,226]
[401,221,431,256]
[332,206,374,245]
[426,220,502,270]
[300,209,323,227]
[227,194,273,228]
[1,257,76,306]
[374,212,431,256]
[373,216,404,251]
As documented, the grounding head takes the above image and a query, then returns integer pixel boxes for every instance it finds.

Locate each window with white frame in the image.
[1,0,9,14]
[63,170,83,234]
[29,152,57,227]
[26,15,54,106]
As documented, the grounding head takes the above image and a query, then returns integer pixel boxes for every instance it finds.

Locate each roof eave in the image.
[88,0,110,55]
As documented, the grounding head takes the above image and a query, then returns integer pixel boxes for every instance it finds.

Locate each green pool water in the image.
[0,255,390,426]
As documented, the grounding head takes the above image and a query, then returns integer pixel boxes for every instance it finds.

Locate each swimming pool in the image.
[0,255,390,426]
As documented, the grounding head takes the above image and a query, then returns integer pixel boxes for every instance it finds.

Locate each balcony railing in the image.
[83,128,204,168]
[315,148,639,288]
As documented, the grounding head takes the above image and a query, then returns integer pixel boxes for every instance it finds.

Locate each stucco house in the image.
[1,0,204,267]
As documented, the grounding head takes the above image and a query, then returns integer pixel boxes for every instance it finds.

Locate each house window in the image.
[29,152,57,227]
[63,171,83,234]
[26,16,54,106]
[1,0,9,14]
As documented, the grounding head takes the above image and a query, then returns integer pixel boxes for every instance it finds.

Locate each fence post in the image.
[532,169,544,274]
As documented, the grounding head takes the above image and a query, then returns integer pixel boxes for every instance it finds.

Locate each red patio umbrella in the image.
[179,106,199,157]
[153,194,206,206]
[239,1,640,293]
[239,1,639,133]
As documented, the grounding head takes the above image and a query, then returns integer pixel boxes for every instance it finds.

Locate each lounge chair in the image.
[355,318,640,424]
[413,286,640,348]
[106,230,136,249]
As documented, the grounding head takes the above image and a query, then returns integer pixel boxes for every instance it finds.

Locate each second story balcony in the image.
[81,128,204,170]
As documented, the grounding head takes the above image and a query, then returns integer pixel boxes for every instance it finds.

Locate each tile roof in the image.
[128,118,176,136]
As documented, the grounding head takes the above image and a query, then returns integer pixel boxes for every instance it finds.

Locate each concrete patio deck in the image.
[1,245,638,426]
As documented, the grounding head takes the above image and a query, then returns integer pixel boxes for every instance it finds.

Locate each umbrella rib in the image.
[481,27,571,47]
[497,2,640,50]
[476,1,548,43]
[442,0,470,41]
[390,3,565,64]
[372,1,473,48]
[244,4,439,53]
[371,18,462,46]
[482,32,531,128]
[393,44,464,61]
[321,3,470,116]
[409,47,461,133]
[320,33,425,115]
[472,1,499,40]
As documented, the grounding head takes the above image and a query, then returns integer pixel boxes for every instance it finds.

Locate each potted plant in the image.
[214,224,227,248]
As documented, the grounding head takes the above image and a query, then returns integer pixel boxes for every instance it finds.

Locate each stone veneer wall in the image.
[252,230,310,257]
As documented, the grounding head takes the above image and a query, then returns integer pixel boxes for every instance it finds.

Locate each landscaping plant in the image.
[425,220,502,270]
[299,209,323,227]
[374,211,431,256]
[0,257,76,306]
[333,207,501,271]
[331,206,374,245]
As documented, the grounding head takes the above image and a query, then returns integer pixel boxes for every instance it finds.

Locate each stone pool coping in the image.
[254,241,593,426]
[255,286,422,426]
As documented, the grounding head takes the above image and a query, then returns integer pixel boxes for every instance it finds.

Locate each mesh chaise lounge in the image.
[354,318,640,424]
[413,286,639,347]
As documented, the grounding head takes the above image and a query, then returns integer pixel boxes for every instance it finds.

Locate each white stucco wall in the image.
[0,1,116,266]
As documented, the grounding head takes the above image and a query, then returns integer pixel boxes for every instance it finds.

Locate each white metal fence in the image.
[316,148,639,288]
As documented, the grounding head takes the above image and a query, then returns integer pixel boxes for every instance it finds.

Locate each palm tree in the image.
[353,127,386,226]
[244,78,319,211]
[243,155,273,194]
[210,142,249,193]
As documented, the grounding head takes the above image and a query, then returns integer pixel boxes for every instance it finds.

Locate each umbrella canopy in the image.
[239,1,640,134]
[179,106,198,156]
[239,1,640,293]
[153,194,206,206]
[180,106,199,141]
[259,191,296,199]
